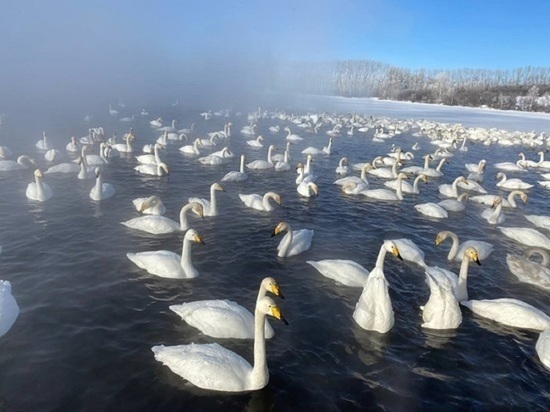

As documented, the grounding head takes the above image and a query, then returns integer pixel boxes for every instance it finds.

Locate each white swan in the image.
[150,117,163,128]
[390,238,427,268]
[36,131,53,150]
[44,149,62,162]
[0,155,36,172]
[169,277,283,339]
[297,181,319,198]
[179,138,202,156]
[0,280,20,337]
[494,159,526,172]
[77,156,95,180]
[198,147,233,165]
[151,296,287,392]
[438,193,469,212]
[136,143,164,165]
[461,298,550,331]
[274,149,291,172]
[188,183,225,217]
[434,230,493,261]
[89,168,115,201]
[284,127,303,142]
[132,195,166,215]
[246,145,276,170]
[134,162,170,176]
[428,247,481,303]
[470,190,527,208]
[496,172,533,190]
[44,161,80,175]
[307,259,369,287]
[239,192,281,212]
[0,145,13,159]
[524,214,550,232]
[341,181,368,195]
[457,178,487,194]
[335,157,349,175]
[222,154,248,182]
[112,133,135,153]
[352,240,403,333]
[122,202,204,234]
[302,137,332,155]
[271,221,313,257]
[536,330,550,370]
[384,173,427,194]
[497,227,550,250]
[421,158,447,178]
[438,176,467,198]
[367,159,401,179]
[127,228,205,278]
[506,248,550,290]
[334,163,371,187]
[247,135,264,148]
[415,202,448,219]
[26,169,53,202]
[480,196,505,225]
[361,172,407,201]
[421,270,462,330]
[401,154,432,175]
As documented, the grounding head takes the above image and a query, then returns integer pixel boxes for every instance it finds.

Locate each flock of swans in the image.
[1,103,550,399]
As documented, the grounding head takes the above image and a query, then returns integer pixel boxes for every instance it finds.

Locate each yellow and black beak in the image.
[271,305,289,325]
[194,234,205,245]
[272,284,285,299]
[474,256,481,266]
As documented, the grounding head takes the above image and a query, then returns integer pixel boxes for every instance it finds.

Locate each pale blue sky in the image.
[1,0,549,107]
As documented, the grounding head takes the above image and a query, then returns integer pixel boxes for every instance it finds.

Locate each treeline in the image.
[270,60,550,112]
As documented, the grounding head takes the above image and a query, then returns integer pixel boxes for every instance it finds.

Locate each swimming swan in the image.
[0,280,20,337]
[89,168,115,201]
[26,169,53,202]
[470,190,527,208]
[352,240,403,333]
[415,202,448,219]
[271,221,313,257]
[524,214,550,232]
[169,277,284,339]
[437,193,469,212]
[132,195,166,215]
[188,183,225,217]
[134,162,170,176]
[239,192,281,211]
[222,154,248,182]
[434,230,493,261]
[127,228,204,278]
[506,248,550,290]
[0,155,36,172]
[495,172,533,191]
[361,172,408,201]
[36,131,53,150]
[421,270,462,330]
[122,202,204,234]
[136,143,164,165]
[151,296,287,392]
[246,145,276,170]
[297,181,319,198]
[461,298,550,331]
[480,197,505,225]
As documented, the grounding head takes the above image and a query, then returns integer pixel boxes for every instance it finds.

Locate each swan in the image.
[156,131,168,146]
[480,196,505,225]
[0,155,36,172]
[461,298,550,331]
[438,193,469,212]
[498,227,550,250]
[26,169,53,202]
[247,136,264,148]
[284,127,303,142]
[352,240,403,333]
[466,160,486,183]
[240,123,256,136]
[177,123,196,135]
[465,159,487,173]
[367,159,401,179]
[517,152,539,168]
[239,192,281,212]
[109,104,119,116]
[77,155,95,180]
[136,143,164,165]
[134,162,170,176]
[415,202,448,219]
[0,280,20,337]
[198,147,233,165]
[307,259,369,287]
[151,296,287,392]
[524,214,550,232]
[496,172,533,190]
[536,330,550,370]
[179,138,202,156]
[271,142,291,162]
[434,230,494,261]
[428,247,481,303]
[341,181,368,195]
[295,162,316,185]
[361,172,407,201]
[297,181,319,198]
[222,154,248,182]
[169,277,283,339]
[271,221,313,257]
[150,117,163,128]
[334,163,371,187]
[506,248,550,290]
[401,154,432,175]
[89,168,115,201]
[35,131,53,150]
[159,119,177,133]
[335,157,349,175]
[246,145,276,170]
[533,150,550,169]
[44,160,80,174]
[274,149,291,172]
[438,176,468,198]
[188,183,225,217]
[421,270,462,330]
[412,142,420,151]
[384,173,427,194]
[268,125,280,133]
[302,137,332,155]
[65,136,79,153]
[132,195,166,215]
[0,146,13,159]
[122,202,204,234]
[494,160,526,172]
[470,190,527,208]
[421,158,447,178]
[391,238,427,268]
[112,133,135,153]
[457,178,487,194]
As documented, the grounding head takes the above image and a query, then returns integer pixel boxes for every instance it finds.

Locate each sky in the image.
[1,0,549,109]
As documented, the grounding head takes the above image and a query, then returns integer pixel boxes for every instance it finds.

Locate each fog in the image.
[0,0,362,116]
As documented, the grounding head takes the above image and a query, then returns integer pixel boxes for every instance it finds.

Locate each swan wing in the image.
[126,251,184,278]
[456,241,493,261]
[239,194,263,210]
[353,268,394,333]
[307,259,369,287]
[169,300,273,339]
[391,238,426,267]
[121,216,179,234]
[152,343,252,392]
[222,171,247,182]
[536,330,550,370]
[415,203,448,218]
[461,298,550,331]
[524,215,550,232]
[288,229,314,256]
[44,163,80,174]
[188,197,210,215]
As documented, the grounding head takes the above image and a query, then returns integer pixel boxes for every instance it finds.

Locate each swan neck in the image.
[391,160,399,177]
[456,253,472,301]
[375,244,388,271]
[240,156,245,173]
[396,175,404,200]
[35,173,45,199]
[446,231,460,260]
[250,307,268,388]
[436,159,445,171]
[413,175,421,193]
[180,236,196,276]
[209,185,218,215]
[263,193,274,211]
[179,204,192,230]
[423,156,431,169]
[508,191,519,207]
[267,146,274,164]
[278,226,293,257]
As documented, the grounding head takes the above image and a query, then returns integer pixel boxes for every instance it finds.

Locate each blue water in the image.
[0,96,549,411]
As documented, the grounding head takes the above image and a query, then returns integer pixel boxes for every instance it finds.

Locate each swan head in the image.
[190,202,204,218]
[418,173,428,184]
[434,231,451,246]
[270,193,282,206]
[258,136,264,142]
[257,296,288,325]
[495,172,504,180]
[159,163,170,175]
[261,276,284,299]
[383,240,403,261]
[140,195,161,212]
[307,182,319,196]
[94,167,101,178]
[397,172,409,180]
[490,197,503,208]
[212,183,225,192]
[463,247,481,266]
[185,228,205,245]
[457,176,468,184]
[271,221,288,237]
[34,169,43,178]
[520,192,528,204]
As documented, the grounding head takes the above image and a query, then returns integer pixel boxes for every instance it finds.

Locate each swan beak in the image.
[95,169,100,178]
[394,250,403,261]
[271,305,289,325]
[193,234,205,245]
[271,284,284,299]
[271,226,282,237]
[473,256,481,266]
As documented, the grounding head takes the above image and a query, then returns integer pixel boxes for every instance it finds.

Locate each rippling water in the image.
[0,96,549,411]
